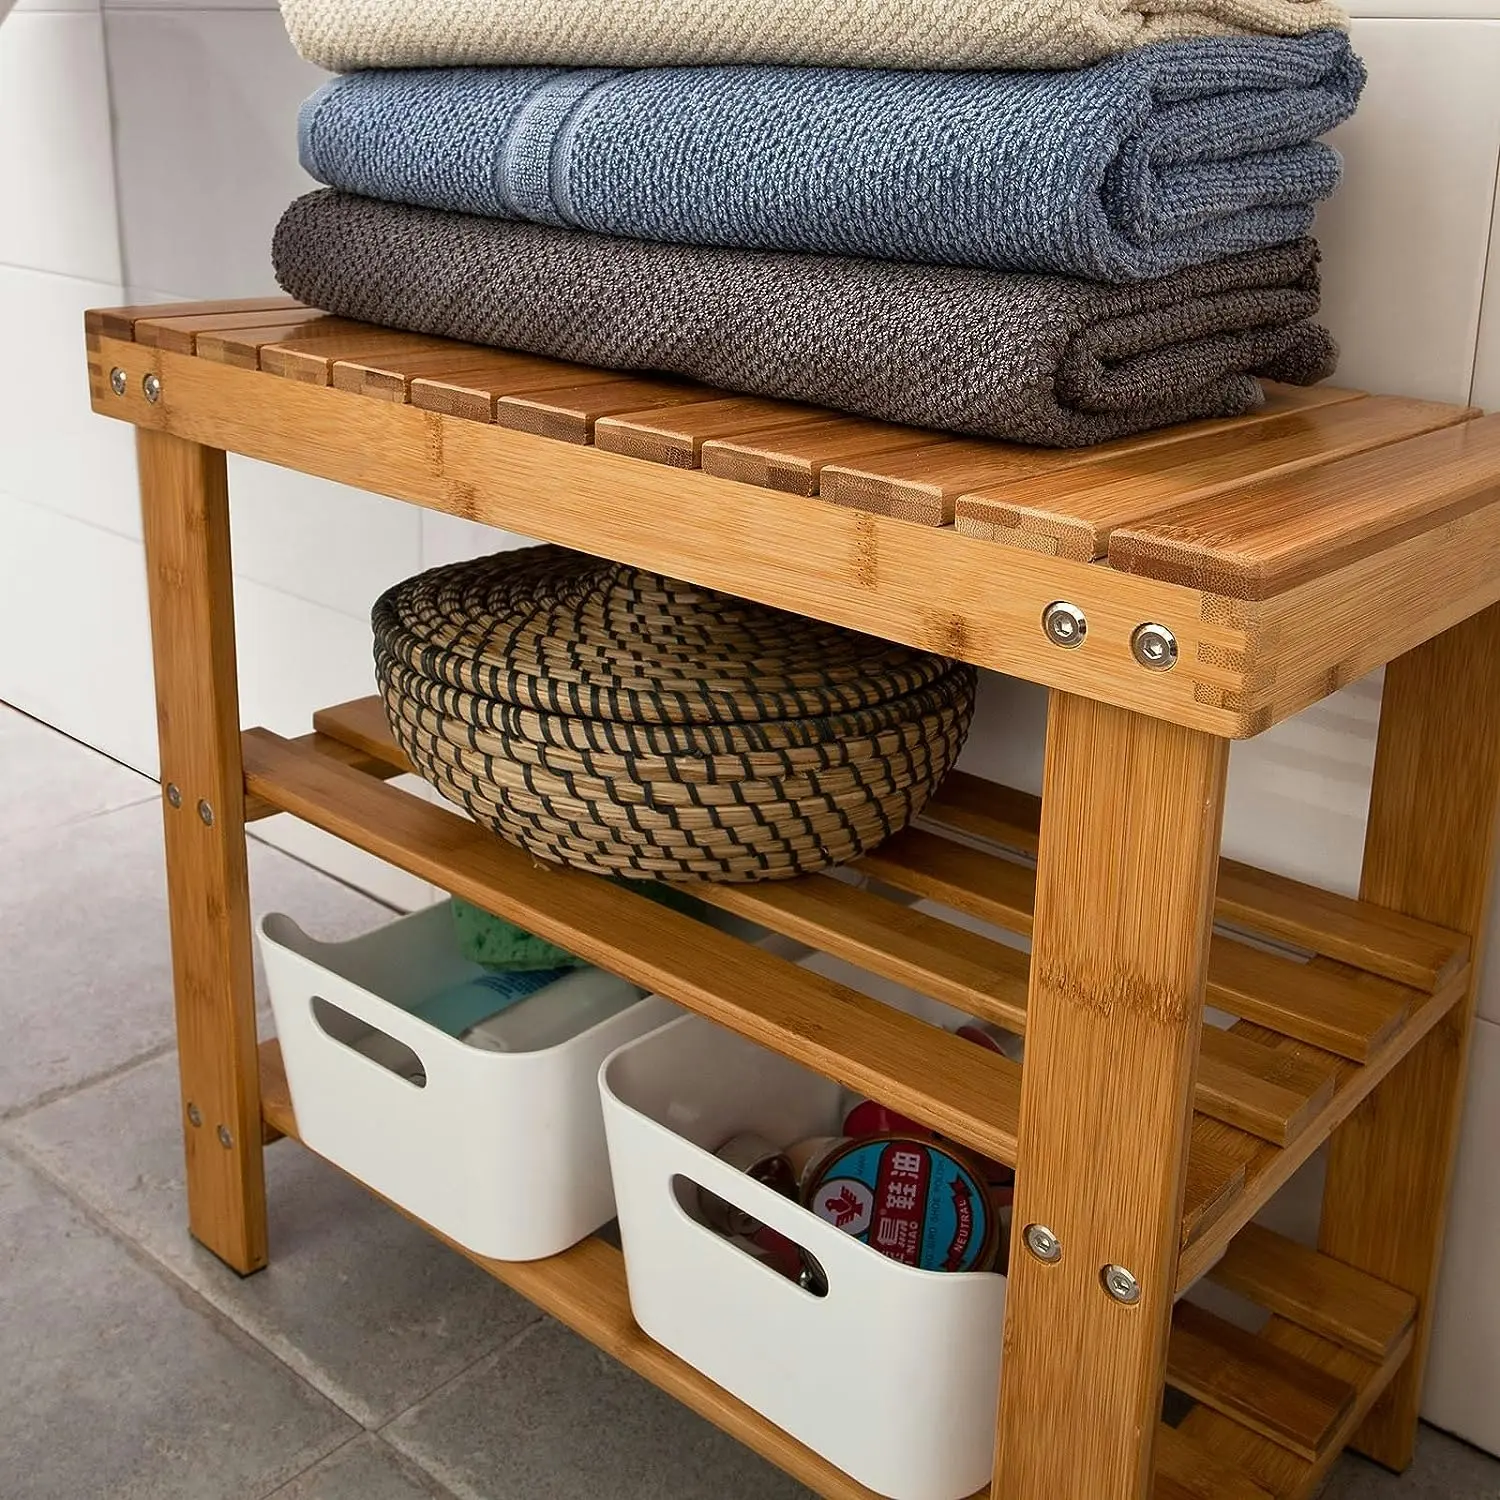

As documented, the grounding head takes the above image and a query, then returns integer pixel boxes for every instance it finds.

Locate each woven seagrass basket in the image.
[372,547,977,881]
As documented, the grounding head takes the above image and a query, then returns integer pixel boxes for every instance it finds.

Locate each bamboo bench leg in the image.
[138,428,268,1275]
[994,693,1229,1500]
[1317,603,1500,1470]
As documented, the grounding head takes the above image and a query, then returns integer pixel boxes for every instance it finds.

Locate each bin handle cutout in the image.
[311,994,428,1088]
[670,1173,828,1298]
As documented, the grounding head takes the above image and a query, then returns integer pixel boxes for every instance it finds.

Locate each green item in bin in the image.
[451,900,589,973]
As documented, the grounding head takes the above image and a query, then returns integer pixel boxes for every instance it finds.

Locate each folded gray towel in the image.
[272,190,1337,448]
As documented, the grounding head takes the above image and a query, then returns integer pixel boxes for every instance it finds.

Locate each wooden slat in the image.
[863,825,1421,1064]
[1177,1318,1414,1500]
[332,346,588,404]
[1213,860,1466,995]
[87,296,303,343]
[922,770,1468,994]
[1152,1426,1274,1500]
[1180,1118,1254,1246]
[859,827,1036,932]
[820,387,1367,526]
[696,877,1322,1145]
[1193,1027,1335,1147]
[1206,944,1410,1064]
[258,1042,892,1500]
[242,730,405,821]
[311,697,407,766]
[701,417,942,496]
[495,378,718,444]
[1109,413,1500,599]
[595,396,824,466]
[242,728,1022,1167]
[1318,602,1500,1468]
[409,356,611,421]
[995,698,1228,1500]
[134,305,321,356]
[956,396,1471,561]
[1166,1302,1356,1462]
[261,329,474,385]
[1174,975,1467,1290]
[692,876,1031,1032]
[195,314,365,369]
[1207,1224,1416,1362]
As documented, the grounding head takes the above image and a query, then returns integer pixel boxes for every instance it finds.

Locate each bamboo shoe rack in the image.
[86,296,1500,1500]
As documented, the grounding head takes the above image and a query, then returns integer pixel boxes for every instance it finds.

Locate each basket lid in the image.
[372,546,959,726]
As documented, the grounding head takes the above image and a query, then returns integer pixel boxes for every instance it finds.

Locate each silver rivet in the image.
[109,367,127,396]
[198,799,214,827]
[217,1124,234,1149]
[165,783,182,809]
[1102,1264,1142,1304]
[1131,623,1178,672]
[1023,1224,1063,1264]
[143,373,162,404]
[1041,601,1087,650]
[186,1103,203,1128]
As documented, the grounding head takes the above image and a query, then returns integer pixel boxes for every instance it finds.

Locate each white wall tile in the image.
[0,264,141,539]
[232,576,435,909]
[1425,1016,1500,1452]
[955,673,1378,892]
[1352,0,1500,15]
[0,493,158,774]
[1314,20,1500,403]
[227,458,420,621]
[1471,156,1500,410]
[0,11,121,282]
[419,512,536,571]
[13,0,97,12]
[103,8,322,298]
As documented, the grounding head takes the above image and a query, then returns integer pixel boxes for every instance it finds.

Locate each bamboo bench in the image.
[85,295,1500,1500]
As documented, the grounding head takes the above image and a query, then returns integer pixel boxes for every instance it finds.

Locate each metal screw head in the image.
[109,367,127,396]
[1023,1223,1063,1264]
[1041,601,1087,650]
[1131,623,1178,672]
[142,373,162,404]
[217,1124,234,1149]
[197,799,214,827]
[1102,1264,1142,1305]
[165,783,182,809]
[186,1103,203,1128]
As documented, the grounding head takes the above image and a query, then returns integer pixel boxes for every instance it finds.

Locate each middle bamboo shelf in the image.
[242,696,1470,1289]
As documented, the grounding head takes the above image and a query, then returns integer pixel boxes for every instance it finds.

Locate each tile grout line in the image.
[2,1114,552,1461]
[253,1428,466,1500]
[0,1037,176,1123]
[0,1130,360,1454]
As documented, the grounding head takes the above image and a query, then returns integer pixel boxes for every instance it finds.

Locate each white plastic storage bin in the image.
[600,1011,1008,1500]
[260,900,677,1260]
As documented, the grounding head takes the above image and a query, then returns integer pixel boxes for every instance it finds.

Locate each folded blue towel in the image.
[298,34,1363,283]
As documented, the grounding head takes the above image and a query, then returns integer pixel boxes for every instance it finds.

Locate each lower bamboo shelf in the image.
[243,697,1470,1290]
[260,1039,1415,1500]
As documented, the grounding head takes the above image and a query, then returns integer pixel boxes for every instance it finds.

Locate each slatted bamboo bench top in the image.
[87,297,1500,741]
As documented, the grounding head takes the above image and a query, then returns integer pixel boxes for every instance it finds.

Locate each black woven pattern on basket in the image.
[373,545,977,881]
[374,547,953,726]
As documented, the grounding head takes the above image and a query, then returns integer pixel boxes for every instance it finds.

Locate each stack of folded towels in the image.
[271,0,1364,447]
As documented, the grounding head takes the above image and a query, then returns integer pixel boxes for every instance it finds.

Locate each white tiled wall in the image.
[2,0,1500,1450]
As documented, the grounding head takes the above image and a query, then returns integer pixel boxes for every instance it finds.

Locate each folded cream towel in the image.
[280,0,1347,72]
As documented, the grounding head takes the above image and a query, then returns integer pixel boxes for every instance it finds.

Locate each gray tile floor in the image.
[2,700,1498,1500]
